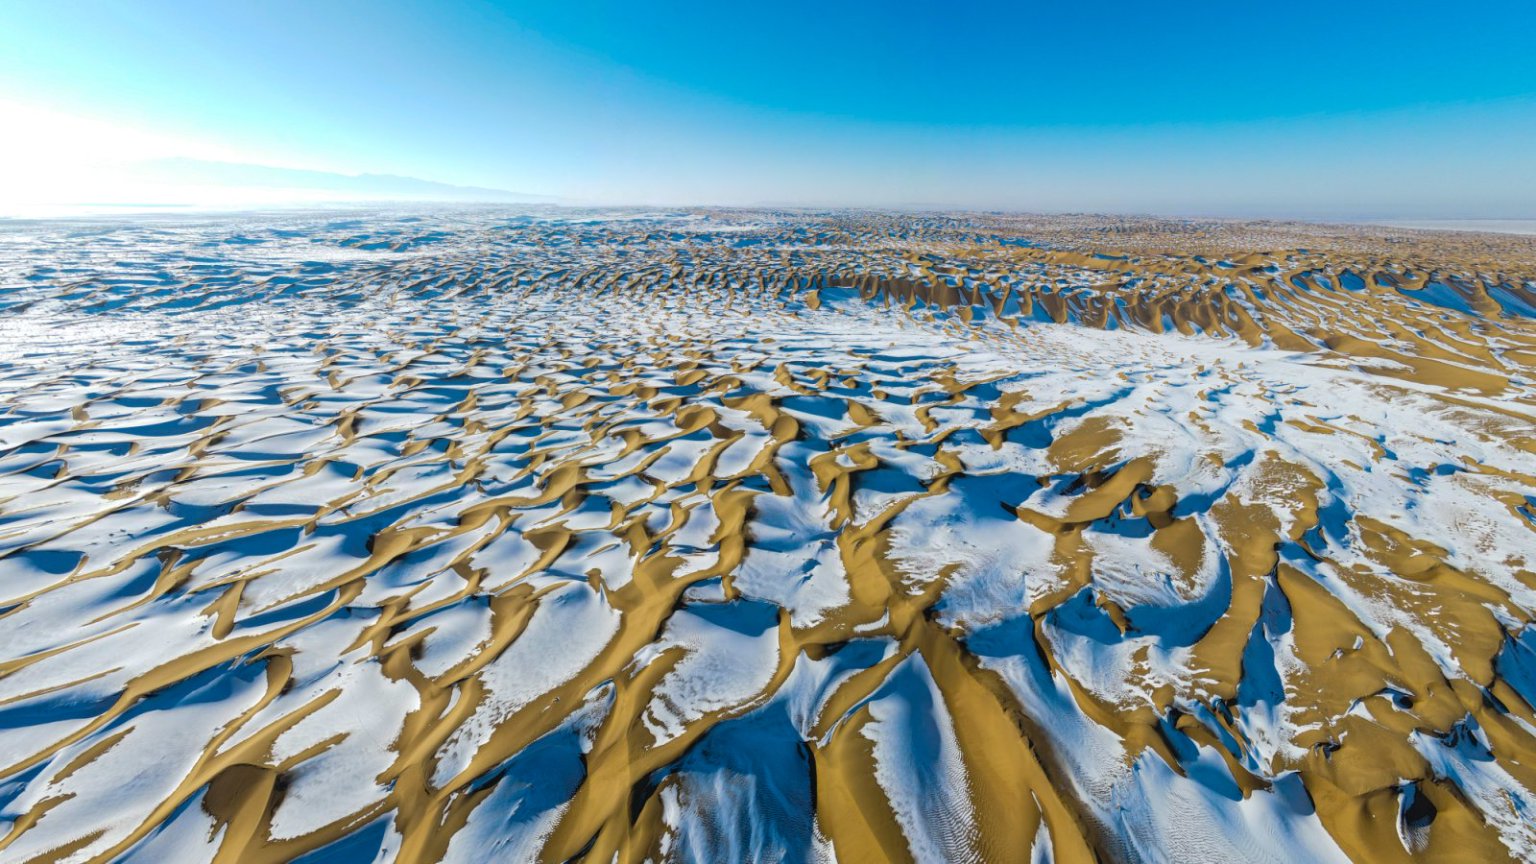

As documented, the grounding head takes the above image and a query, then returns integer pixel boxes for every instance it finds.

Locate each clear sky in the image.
[2,0,1535,216]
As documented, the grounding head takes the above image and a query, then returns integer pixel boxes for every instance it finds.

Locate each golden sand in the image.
[0,211,1533,862]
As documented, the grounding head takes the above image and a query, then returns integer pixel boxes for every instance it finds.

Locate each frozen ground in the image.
[0,208,1534,863]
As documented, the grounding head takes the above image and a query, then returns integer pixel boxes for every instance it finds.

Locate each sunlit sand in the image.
[1,209,1534,862]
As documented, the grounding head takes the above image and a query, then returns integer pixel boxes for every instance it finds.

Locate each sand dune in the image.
[0,209,1533,862]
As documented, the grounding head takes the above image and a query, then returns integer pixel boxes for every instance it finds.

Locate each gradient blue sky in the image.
[3,0,1535,215]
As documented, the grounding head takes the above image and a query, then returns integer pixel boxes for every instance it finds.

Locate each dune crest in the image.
[0,209,1534,863]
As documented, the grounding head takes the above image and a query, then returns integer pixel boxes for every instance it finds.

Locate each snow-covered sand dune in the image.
[0,209,1534,863]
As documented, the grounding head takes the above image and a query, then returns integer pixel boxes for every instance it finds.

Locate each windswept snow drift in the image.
[1,209,1535,863]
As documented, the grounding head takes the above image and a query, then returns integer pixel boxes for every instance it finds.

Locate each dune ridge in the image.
[0,209,1533,863]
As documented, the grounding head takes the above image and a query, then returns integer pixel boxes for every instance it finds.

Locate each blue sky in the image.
[2,0,1534,215]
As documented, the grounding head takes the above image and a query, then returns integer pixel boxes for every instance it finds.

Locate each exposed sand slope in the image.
[0,209,1533,863]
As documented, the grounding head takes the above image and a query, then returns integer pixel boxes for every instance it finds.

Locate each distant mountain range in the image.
[127,157,552,203]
